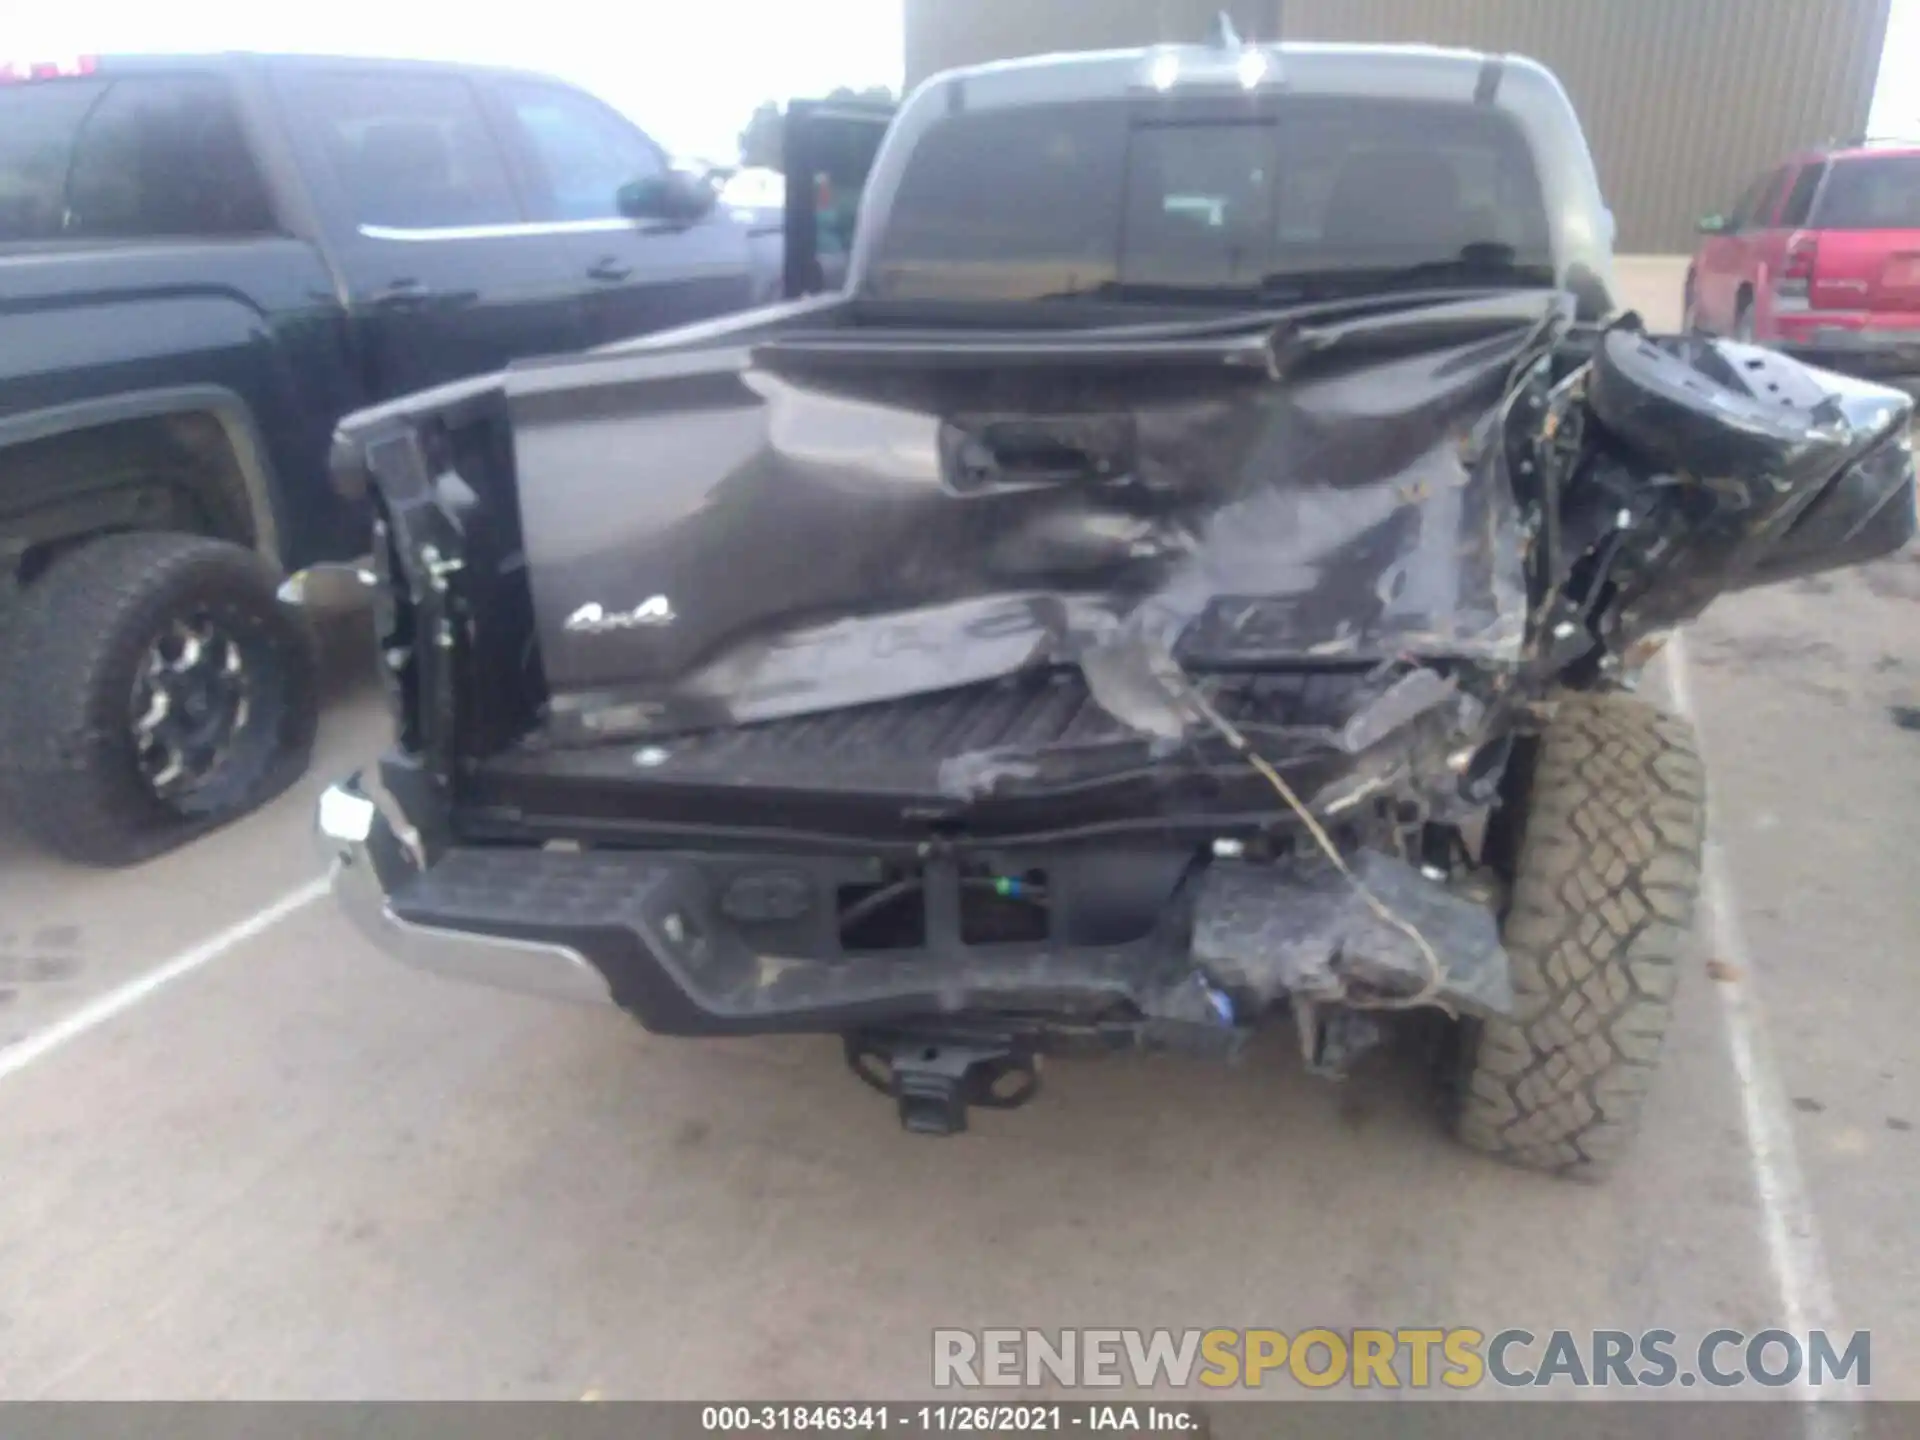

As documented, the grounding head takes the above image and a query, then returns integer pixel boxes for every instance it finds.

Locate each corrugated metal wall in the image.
[903,0,1279,72]
[904,0,1892,252]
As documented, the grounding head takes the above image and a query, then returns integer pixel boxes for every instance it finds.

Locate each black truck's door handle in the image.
[587,258,633,282]
[373,278,433,308]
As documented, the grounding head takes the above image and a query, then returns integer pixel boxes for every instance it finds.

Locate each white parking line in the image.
[0,876,327,1084]
[1666,637,1849,1422]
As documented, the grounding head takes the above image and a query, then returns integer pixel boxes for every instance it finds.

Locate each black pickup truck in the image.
[0,53,878,864]
[317,36,1913,1172]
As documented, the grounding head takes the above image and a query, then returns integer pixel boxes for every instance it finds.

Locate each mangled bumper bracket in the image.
[1193,852,1515,1018]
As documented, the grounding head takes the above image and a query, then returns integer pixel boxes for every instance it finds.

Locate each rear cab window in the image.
[1,73,273,242]
[867,96,1552,306]
[279,72,521,231]
[1813,154,1920,229]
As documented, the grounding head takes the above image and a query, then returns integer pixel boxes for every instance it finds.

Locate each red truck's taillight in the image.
[1775,231,1819,309]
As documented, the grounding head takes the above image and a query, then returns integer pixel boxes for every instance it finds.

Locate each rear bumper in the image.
[313,771,1214,1034]
[313,769,1512,1038]
[316,777,616,1008]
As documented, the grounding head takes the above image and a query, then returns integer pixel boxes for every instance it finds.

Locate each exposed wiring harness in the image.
[1167,670,1455,1015]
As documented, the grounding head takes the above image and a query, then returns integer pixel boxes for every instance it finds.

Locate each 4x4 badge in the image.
[564,597,675,632]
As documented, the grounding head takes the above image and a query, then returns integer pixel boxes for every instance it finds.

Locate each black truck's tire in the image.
[1451,690,1707,1177]
[0,532,317,867]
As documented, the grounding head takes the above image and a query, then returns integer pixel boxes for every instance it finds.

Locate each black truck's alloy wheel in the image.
[1,532,317,866]
[131,614,254,799]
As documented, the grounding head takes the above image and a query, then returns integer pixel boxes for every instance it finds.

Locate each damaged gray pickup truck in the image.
[314,37,1917,1175]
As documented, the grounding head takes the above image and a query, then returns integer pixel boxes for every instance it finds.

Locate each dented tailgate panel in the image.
[507,294,1556,745]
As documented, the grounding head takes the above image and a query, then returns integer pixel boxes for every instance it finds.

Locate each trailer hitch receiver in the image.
[844,1034,1041,1135]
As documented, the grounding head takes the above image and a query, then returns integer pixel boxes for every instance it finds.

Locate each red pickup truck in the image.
[1684,139,1920,392]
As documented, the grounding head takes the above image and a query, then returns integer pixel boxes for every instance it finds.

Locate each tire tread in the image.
[1454,690,1707,1176]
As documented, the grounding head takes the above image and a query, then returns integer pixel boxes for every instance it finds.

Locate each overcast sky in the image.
[8,0,1918,163]
[1869,0,1920,137]
[7,0,905,162]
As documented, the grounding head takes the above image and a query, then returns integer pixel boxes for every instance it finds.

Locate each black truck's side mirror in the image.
[617,172,717,224]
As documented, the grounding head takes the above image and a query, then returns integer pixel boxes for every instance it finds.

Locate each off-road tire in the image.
[0,532,317,867]
[1451,690,1707,1177]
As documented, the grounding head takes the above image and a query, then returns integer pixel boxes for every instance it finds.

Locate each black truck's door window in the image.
[488,77,753,346]
[66,76,274,238]
[494,79,664,222]
[277,68,589,398]
[292,73,520,231]
[0,79,102,241]
[2,76,271,241]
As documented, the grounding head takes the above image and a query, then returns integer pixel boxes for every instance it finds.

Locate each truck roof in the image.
[922,38,1538,107]
[5,50,566,87]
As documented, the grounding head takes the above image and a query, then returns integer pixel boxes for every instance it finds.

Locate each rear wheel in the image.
[0,532,317,866]
[1450,690,1707,1177]
[1681,271,1700,331]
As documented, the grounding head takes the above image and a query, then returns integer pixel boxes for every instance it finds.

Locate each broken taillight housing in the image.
[1775,231,1819,310]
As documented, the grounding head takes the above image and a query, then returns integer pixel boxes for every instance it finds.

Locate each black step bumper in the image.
[314,772,1236,1037]
[317,777,617,1008]
[314,770,1513,1038]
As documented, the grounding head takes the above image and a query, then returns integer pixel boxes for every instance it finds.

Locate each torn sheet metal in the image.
[1191,852,1514,1015]
[1581,326,1918,634]
[510,292,1558,746]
